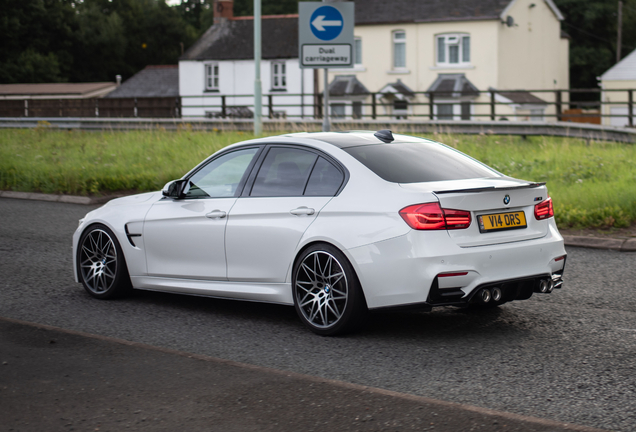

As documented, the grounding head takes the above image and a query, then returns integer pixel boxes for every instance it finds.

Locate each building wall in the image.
[600,80,636,126]
[330,21,500,93]
[497,0,568,90]
[323,1,568,121]
[180,58,315,118]
[180,2,569,122]
[496,0,569,120]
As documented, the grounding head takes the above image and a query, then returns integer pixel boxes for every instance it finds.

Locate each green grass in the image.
[426,132,636,229]
[1,127,635,229]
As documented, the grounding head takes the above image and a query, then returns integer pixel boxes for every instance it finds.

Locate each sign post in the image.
[299,2,354,131]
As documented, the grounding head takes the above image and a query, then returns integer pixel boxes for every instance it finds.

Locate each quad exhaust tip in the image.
[491,287,502,302]
[479,288,492,303]
[537,279,555,293]
[476,287,502,304]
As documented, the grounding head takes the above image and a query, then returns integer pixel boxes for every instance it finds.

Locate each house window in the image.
[205,62,219,91]
[352,101,362,119]
[436,34,470,66]
[530,108,544,121]
[331,103,345,119]
[393,31,406,69]
[437,104,453,120]
[271,61,286,90]
[394,99,408,119]
[461,102,471,120]
[354,37,362,66]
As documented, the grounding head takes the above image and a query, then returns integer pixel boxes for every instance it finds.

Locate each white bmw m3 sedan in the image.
[73,130,566,335]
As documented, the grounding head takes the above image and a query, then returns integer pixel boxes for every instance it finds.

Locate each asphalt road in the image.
[1,197,635,431]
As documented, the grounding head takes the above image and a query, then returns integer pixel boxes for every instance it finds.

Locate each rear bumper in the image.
[347,222,566,309]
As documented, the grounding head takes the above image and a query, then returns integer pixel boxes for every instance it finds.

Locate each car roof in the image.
[281,131,433,149]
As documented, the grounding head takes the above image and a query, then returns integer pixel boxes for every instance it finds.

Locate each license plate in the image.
[478,211,527,233]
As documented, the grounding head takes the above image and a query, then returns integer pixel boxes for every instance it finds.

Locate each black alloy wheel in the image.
[77,223,131,299]
[293,243,367,336]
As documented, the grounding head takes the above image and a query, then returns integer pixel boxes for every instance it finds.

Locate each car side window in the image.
[185,148,258,198]
[304,157,344,196]
[250,147,317,197]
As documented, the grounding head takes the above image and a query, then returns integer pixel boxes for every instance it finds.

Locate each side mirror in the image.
[162,179,188,199]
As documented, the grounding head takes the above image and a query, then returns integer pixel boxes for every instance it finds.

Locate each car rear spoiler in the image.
[433,182,546,195]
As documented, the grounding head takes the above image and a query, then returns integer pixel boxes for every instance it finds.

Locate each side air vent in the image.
[125,224,142,247]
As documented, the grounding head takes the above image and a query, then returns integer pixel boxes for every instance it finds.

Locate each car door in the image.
[143,147,260,280]
[225,146,346,283]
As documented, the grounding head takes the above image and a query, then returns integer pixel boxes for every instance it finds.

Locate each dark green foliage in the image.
[0,0,198,84]
[0,0,77,83]
[554,0,636,90]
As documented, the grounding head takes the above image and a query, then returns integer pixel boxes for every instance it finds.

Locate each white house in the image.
[179,0,569,121]
[599,48,636,127]
[179,2,315,119]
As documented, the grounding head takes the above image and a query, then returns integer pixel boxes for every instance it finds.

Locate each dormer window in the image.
[436,34,470,66]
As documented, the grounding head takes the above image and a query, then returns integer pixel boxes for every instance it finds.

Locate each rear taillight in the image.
[399,203,471,230]
[534,197,554,220]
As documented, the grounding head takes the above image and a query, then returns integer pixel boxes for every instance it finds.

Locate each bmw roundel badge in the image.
[503,194,511,205]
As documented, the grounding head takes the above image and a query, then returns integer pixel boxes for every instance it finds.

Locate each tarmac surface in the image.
[0,317,607,432]
[0,191,628,431]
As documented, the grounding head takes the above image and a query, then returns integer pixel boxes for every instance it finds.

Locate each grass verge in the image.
[1,128,635,230]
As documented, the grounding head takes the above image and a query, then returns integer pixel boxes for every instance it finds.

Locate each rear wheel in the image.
[77,224,131,299]
[293,244,367,336]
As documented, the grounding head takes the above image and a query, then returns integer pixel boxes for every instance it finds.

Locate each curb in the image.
[2,190,634,252]
[562,235,636,252]
[0,190,118,205]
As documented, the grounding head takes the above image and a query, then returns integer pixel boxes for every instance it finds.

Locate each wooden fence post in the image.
[490,90,495,121]
[629,89,634,128]
[221,95,226,118]
[315,93,322,119]
[268,94,273,119]
[555,90,562,121]
[371,93,376,120]
[429,92,434,120]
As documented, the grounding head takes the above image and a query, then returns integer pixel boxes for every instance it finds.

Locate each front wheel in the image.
[77,224,131,299]
[292,244,367,336]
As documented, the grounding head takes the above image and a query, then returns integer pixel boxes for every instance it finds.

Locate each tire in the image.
[77,223,131,299]
[292,244,367,336]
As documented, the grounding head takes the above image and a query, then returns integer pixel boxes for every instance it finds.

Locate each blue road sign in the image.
[310,6,344,41]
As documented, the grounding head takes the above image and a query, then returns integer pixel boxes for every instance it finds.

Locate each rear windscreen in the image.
[343,142,500,183]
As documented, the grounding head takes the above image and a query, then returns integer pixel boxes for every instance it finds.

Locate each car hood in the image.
[102,191,161,207]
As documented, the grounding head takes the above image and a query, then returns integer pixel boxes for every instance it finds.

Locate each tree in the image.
[0,0,78,83]
[554,0,636,90]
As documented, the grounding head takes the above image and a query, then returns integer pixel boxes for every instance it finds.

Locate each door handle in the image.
[290,207,315,216]
[206,210,227,219]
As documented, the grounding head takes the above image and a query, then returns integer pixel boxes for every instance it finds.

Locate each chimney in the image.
[116,75,122,86]
[214,0,234,24]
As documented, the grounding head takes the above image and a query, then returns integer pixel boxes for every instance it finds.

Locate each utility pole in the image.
[254,0,262,136]
[617,1,623,63]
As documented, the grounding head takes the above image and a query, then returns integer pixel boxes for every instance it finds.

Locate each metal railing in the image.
[180,88,635,127]
[1,88,633,127]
